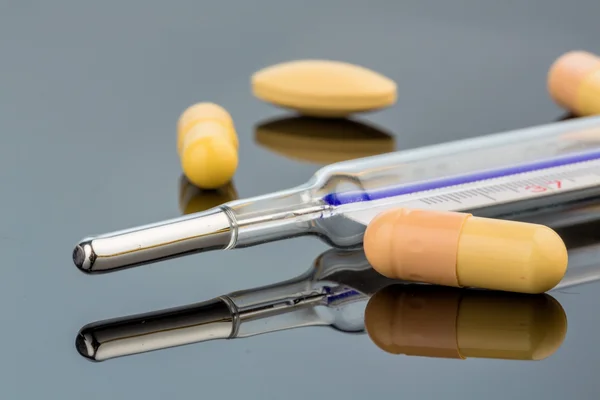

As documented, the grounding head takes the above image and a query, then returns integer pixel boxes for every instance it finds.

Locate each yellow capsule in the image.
[364,284,567,361]
[251,60,397,117]
[177,103,239,189]
[363,208,568,294]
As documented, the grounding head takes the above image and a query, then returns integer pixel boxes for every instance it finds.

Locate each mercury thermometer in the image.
[73,115,600,274]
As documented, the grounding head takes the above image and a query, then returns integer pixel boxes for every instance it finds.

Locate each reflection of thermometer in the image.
[74,116,600,274]
[75,267,572,363]
[76,201,600,362]
[76,250,392,362]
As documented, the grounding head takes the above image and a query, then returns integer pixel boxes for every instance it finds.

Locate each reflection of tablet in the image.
[561,126,600,142]
[255,116,395,164]
[178,175,238,214]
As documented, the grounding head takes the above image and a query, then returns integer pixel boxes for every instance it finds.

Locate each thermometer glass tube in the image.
[74,116,600,274]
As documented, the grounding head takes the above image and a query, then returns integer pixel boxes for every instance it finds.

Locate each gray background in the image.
[1,0,600,398]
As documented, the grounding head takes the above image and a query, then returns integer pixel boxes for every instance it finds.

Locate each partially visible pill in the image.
[254,116,395,164]
[177,103,239,189]
[178,175,238,215]
[363,208,568,294]
[548,50,600,116]
[251,60,397,117]
[364,284,567,360]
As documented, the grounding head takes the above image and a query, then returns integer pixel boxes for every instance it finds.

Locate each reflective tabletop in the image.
[1,1,600,399]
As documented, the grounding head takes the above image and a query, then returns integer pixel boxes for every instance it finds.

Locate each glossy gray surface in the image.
[1,1,600,398]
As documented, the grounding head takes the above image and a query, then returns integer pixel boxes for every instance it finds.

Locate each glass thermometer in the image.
[73,115,600,274]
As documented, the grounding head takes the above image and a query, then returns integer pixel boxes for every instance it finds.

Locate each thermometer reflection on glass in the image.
[76,249,391,362]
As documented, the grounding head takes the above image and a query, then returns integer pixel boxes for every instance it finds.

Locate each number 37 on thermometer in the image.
[525,180,563,193]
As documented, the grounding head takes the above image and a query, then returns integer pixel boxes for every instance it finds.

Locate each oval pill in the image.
[176,103,239,189]
[548,50,600,116]
[363,208,568,294]
[364,284,567,360]
[251,60,397,117]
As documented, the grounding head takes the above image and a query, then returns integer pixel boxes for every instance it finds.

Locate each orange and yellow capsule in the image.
[364,208,568,294]
[548,50,600,116]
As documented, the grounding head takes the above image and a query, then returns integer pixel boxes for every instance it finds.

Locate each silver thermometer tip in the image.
[72,208,235,274]
[72,240,96,273]
[75,330,100,362]
[75,298,236,361]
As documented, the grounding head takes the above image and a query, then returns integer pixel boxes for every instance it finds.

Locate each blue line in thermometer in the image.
[326,289,361,305]
[323,148,600,206]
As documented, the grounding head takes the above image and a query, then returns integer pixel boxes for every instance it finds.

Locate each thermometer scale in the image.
[343,149,600,225]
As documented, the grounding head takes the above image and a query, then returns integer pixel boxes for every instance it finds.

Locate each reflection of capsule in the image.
[365,285,567,361]
[254,116,395,164]
[178,175,238,215]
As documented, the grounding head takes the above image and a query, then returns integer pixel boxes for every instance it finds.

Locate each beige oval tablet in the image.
[251,60,397,117]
